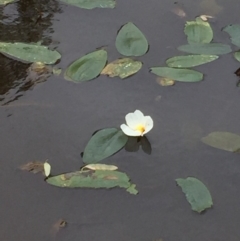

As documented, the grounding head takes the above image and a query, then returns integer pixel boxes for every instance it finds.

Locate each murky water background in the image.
[1,0,240,240]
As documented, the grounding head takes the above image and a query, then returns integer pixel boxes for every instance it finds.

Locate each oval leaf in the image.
[46,169,138,194]
[59,0,116,9]
[201,131,240,152]
[166,55,219,68]
[223,24,240,48]
[64,49,107,82]
[115,22,148,57]
[0,42,61,64]
[176,177,213,213]
[101,58,142,79]
[178,43,232,55]
[150,67,203,82]
[184,17,213,44]
[83,128,128,164]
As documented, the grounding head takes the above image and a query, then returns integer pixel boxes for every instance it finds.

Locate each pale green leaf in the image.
[201,132,240,152]
[101,58,142,78]
[83,128,128,164]
[116,22,148,57]
[234,51,240,62]
[184,17,213,44]
[178,43,232,55]
[223,24,240,48]
[0,42,61,64]
[59,0,116,9]
[64,49,107,82]
[176,177,213,213]
[150,67,203,82]
[166,55,219,68]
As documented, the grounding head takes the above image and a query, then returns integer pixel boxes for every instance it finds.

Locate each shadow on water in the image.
[0,0,61,105]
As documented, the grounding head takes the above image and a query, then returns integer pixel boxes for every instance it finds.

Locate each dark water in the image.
[1,0,240,240]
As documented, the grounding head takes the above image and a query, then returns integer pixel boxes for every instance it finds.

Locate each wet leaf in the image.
[156,77,175,86]
[126,184,138,195]
[116,22,148,57]
[44,162,51,177]
[82,164,118,171]
[178,43,232,55]
[0,42,61,64]
[0,0,14,5]
[46,169,138,194]
[166,55,218,68]
[223,24,240,48]
[52,67,62,75]
[59,0,116,9]
[201,132,240,152]
[20,161,44,174]
[184,17,213,44]
[176,177,213,213]
[83,128,128,164]
[64,49,107,82]
[101,58,142,79]
[234,51,240,62]
[150,67,203,82]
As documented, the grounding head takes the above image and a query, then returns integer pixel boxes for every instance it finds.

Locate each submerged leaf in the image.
[116,22,148,56]
[150,67,203,82]
[101,58,142,79]
[20,161,44,174]
[0,42,61,64]
[82,164,118,171]
[166,55,218,68]
[223,24,240,48]
[184,17,213,44]
[64,49,107,82]
[176,177,213,213]
[83,128,128,164]
[59,0,116,9]
[46,169,138,194]
[156,77,175,86]
[201,132,240,152]
[178,43,232,55]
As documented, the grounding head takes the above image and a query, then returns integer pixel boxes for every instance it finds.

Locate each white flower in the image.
[120,110,153,136]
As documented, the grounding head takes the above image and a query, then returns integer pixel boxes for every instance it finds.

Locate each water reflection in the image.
[125,136,152,155]
[0,0,61,105]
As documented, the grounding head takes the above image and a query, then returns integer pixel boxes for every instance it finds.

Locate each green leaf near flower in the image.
[46,169,138,194]
[64,49,107,82]
[201,132,240,152]
[150,67,203,82]
[184,17,213,44]
[166,55,219,68]
[176,177,213,213]
[83,128,128,164]
[0,42,61,64]
[116,22,148,57]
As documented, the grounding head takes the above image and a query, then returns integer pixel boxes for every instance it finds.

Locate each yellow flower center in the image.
[135,124,145,133]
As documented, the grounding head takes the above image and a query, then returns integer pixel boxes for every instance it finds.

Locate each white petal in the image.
[143,116,154,135]
[120,124,142,136]
[44,162,51,177]
[125,110,145,129]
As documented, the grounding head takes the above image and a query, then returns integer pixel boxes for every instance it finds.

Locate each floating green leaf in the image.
[64,49,107,82]
[0,0,14,4]
[201,132,240,152]
[184,17,213,44]
[83,128,128,164]
[176,177,213,213]
[101,58,142,78]
[46,169,138,194]
[178,43,232,55]
[166,55,219,68]
[223,24,240,48]
[59,0,116,9]
[150,67,203,82]
[0,42,61,64]
[116,22,148,57]
[234,51,240,62]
